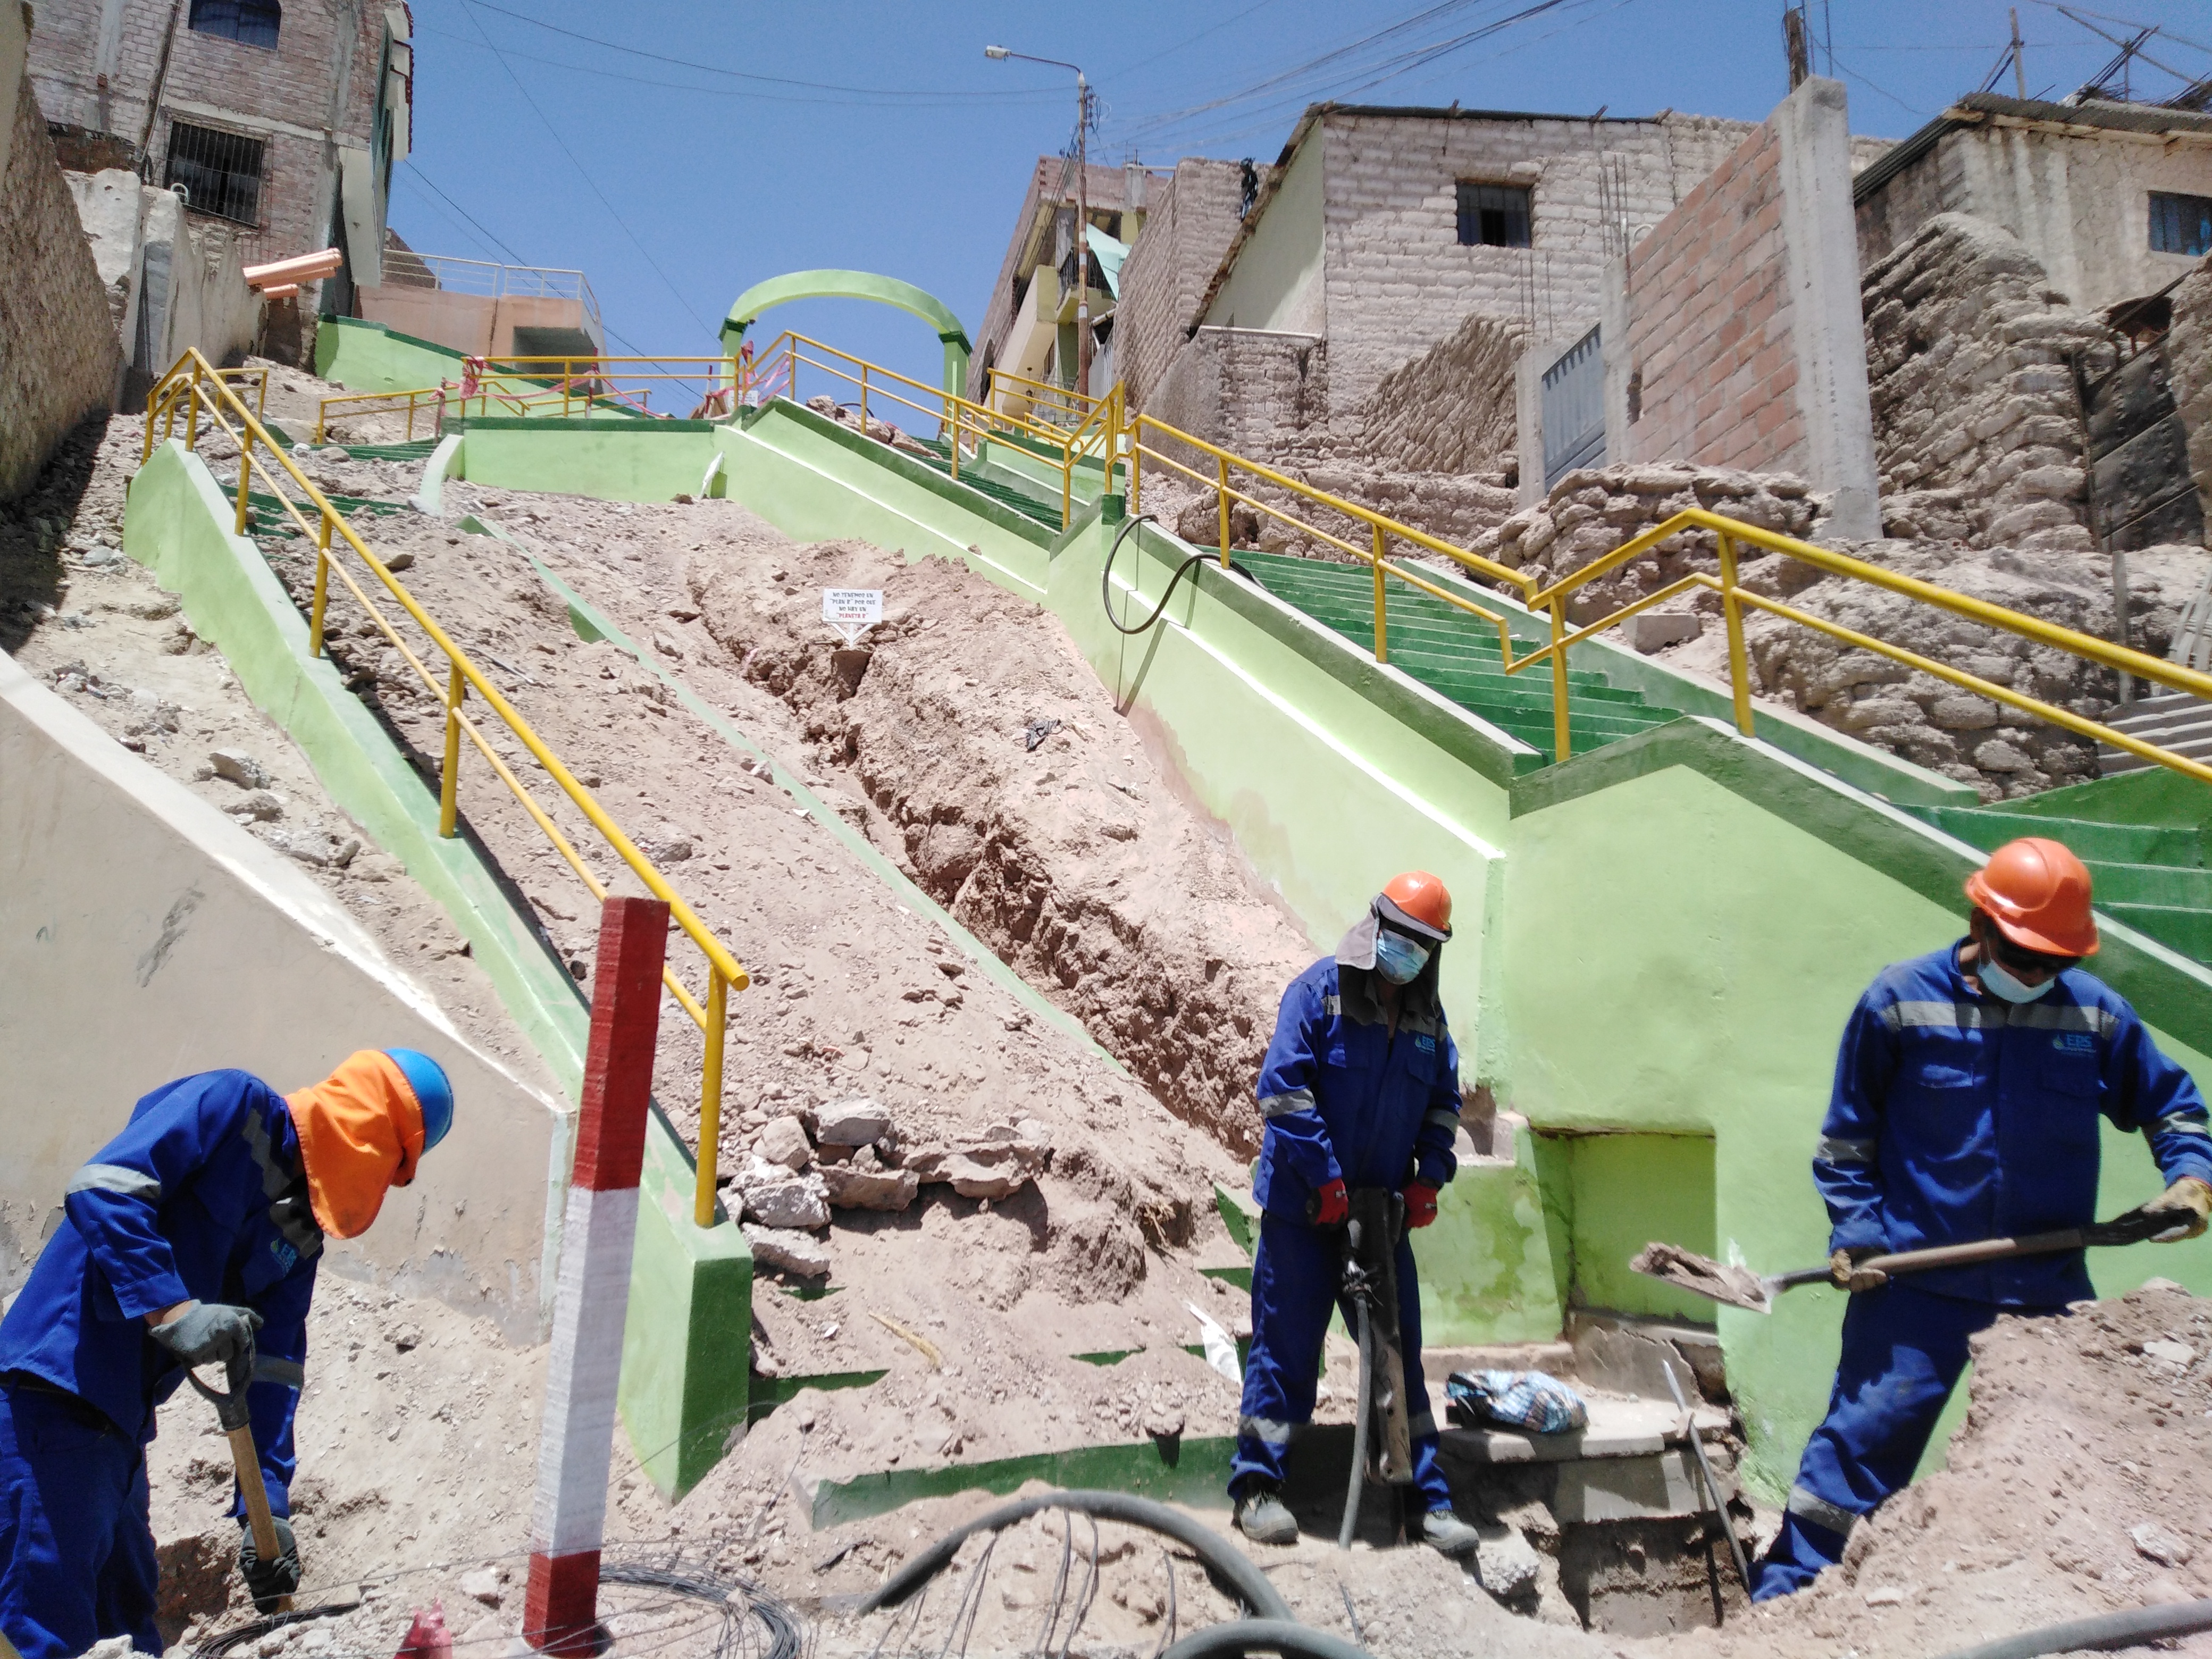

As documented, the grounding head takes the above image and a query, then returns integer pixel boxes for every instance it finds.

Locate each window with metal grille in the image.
[1457,182,1531,248]
[2149,192,2212,258]
[164,123,264,225]
[187,0,280,48]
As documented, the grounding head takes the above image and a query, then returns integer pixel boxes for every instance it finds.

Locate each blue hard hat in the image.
[384,1049,454,1151]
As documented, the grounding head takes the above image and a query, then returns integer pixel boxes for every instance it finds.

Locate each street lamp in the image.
[986,45,1094,398]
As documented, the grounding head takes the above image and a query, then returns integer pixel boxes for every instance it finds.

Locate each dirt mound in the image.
[683,530,1317,1155]
[1720,1283,2212,1658]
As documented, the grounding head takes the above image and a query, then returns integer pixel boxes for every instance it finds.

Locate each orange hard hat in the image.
[1964,837,2098,958]
[1377,870,1453,942]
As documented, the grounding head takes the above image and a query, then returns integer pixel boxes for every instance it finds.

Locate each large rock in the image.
[820,1161,919,1211]
[904,1120,1051,1200]
[745,1225,831,1278]
[756,1113,812,1170]
[815,1097,892,1147]
[738,1157,828,1229]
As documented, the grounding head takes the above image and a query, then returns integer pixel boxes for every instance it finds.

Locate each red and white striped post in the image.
[524,895,668,1654]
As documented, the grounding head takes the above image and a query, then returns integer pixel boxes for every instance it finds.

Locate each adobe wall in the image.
[0,74,118,499]
[2168,255,2212,535]
[1856,115,2212,315]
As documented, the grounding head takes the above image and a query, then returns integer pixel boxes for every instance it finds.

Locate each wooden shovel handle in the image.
[1862,1228,2086,1276]
[227,1423,292,1614]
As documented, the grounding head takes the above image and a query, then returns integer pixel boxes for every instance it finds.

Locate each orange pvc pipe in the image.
[258,282,301,299]
[243,248,342,287]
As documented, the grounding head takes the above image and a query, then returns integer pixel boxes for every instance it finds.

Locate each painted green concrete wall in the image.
[715,404,1052,599]
[122,443,752,1498]
[456,417,719,504]
[316,316,471,393]
[1536,1132,1717,1325]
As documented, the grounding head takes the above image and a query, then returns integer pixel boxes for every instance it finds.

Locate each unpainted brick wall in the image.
[1319,109,1754,425]
[28,0,391,263]
[1116,158,1246,415]
[1619,120,1808,479]
[0,79,119,498]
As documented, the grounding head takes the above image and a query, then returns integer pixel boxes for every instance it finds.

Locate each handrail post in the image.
[1373,525,1389,664]
[1217,453,1231,569]
[233,422,255,536]
[1551,599,1573,762]
[859,365,868,435]
[694,969,728,1228]
[257,371,269,419]
[439,658,465,839]
[1717,530,1756,736]
[1063,443,1073,531]
[949,396,961,481]
[1130,418,1143,515]
[185,362,202,449]
[309,515,332,656]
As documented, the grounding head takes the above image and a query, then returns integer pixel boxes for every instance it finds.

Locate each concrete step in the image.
[2099,901,2212,963]
[1437,1394,1732,1465]
[1922,806,2208,868]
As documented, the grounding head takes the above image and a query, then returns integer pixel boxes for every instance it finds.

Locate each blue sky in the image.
[393,0,2212,389]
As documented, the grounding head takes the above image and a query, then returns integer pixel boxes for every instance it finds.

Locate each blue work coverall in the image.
[1231,929,1462,1514]
[1755,944,2212,1599]
[0,1072,320,1658]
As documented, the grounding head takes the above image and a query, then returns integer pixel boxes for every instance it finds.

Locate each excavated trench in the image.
[683,531,1319,1160]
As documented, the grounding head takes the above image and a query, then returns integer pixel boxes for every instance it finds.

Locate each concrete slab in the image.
[0,653,568,1338]
[1438,1396,1730,1464]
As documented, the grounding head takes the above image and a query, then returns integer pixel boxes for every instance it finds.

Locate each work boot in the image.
[1421,1507,1481,1558]
[1234,1483,1298,1546]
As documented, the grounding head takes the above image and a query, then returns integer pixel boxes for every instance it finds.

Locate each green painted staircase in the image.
[905,437,1066,530]
[1234,550,1684,763]
[1912,769,2212,966]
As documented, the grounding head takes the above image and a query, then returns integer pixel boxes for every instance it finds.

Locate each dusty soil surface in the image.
[1668,1283,2212,1659]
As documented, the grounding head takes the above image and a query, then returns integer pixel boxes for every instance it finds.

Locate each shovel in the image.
[1631,1204,2175,1315]
[185,1339,292,1615]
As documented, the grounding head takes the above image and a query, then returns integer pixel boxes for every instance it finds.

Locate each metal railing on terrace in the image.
[1125,410,2212,782]
[145,349,749,1227]
[314,357,744,443]
[383,250,602,331]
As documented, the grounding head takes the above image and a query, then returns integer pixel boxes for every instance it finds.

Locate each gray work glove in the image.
[238,1515,300,1612]
[147,1301,264,1367]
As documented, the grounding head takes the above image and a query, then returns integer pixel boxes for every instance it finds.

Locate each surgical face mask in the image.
[1978,951,2055,1004]
[1373,931,1431,985]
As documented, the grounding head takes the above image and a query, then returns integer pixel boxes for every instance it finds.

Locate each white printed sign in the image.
[822,588,883,647]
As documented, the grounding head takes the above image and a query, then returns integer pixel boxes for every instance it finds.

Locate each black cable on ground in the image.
[857,1489,1293,1624]
[1932,1597,2212,1659]
[1161,1616,1376,1659]
[1102,513,1250,636]
[195,1604,364,1656]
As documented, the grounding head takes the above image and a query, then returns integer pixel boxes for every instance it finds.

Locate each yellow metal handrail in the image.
[984,365,1099,430]
[314,356,744,443]
[1128,416,2212,782]
[749,331,1124,530]
[144,349,749,1226]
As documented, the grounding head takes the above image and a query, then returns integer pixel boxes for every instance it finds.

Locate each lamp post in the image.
[986,46,1092,397]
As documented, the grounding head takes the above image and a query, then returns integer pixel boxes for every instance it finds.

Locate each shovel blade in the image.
[1630,1242,1773,1314]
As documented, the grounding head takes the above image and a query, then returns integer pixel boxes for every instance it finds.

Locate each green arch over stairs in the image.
[721,270,971,396]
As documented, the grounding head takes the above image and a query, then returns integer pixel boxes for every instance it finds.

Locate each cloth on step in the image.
[1444,1369,1589,1435]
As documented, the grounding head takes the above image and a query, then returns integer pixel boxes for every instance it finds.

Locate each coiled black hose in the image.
[856,1489,1292,1623]
[1102,513,1245,636]
[1932,1596,2212,1659]
[1162,1617,1376,1659]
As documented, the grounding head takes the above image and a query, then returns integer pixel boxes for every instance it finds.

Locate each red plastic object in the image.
[394,1602,452,1659]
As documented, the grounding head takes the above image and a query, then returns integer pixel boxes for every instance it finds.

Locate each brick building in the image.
[1127,102,1755,468]
[25,0,413,320]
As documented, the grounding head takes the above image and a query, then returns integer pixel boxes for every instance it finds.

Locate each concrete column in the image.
[1774,76,1880,540]
[524,896,668,1655]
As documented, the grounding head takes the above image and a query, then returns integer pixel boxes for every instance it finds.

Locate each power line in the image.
[420,27,1063,108]
[455,0,716,342]
[461,0,1064,102]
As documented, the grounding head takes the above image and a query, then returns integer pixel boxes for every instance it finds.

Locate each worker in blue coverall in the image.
[1754,837,2212,1600]
[0,1050,455,1659]
[1230,870,1482,1555]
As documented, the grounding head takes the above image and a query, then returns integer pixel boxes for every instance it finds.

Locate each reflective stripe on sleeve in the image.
[1787,1484,1859,1536]
[1259,1088,1318,1120]
[253,1354,305,1389]
[66,1163,162,1201]
[1321,995,1341,1017]
[1238,1415,1294,1445]
[1815,1136,1876,1165]
[1409,1410,1437,1440]
[1423,1109,1460,1134]
[241,1110,293,1200]
[2156,1117,2211,1139]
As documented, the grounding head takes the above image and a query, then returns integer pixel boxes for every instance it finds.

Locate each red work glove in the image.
[1310,1178,1349,1226]
[1403,1182,1440,1228]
